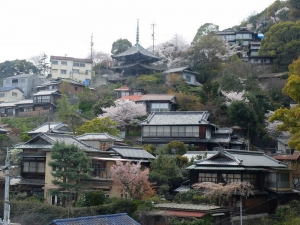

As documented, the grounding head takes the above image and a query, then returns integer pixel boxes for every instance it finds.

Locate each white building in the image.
[50,56,93,84]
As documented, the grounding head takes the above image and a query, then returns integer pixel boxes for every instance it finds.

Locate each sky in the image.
[0,0,276,63]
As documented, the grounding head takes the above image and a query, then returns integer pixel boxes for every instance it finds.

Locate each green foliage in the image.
[176,92,203,111]
[0,59,38,79]
[166,140,188,155]
[56,94,83,133]
[259,20,300,68]
[199,81,220,104]
[76,191,106,207]
[220,71,243,92]
[76,117,120,136]
[193,23,219,43]
[48,141,92,207]
[111,38,132,54]
[92,96,115,116]
[228,101,258,136]
[143,144,156,155]
[173,189,202,204]
[170,215,211,225]
[149,149,188,194]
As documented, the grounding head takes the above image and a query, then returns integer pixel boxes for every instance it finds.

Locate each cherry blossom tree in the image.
[100,100,147,129]
[151,35,189,68]
[192,181,254,206]
[265,110,290,138]
[221,90,249,106]
[110,161,155,200]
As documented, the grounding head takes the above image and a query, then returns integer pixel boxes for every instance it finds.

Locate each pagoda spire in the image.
[136,19,139,47]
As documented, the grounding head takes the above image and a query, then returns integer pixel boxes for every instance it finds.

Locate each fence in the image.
[18,109,50,118]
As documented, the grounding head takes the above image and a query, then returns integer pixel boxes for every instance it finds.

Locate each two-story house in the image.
[186,149,296,214]
[14,133,155,204]
[50,56,93,84]
[114,85,144,99]
[3,74,44,98]
[76,133,124,150]
[33,90,61,111]
[0,87,24,103]
[138,111,246,150]
[163,66,201,86]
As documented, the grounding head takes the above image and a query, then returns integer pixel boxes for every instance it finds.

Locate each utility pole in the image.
[3,147,10,225]
[151,22,156,53]
[91,34,94,61]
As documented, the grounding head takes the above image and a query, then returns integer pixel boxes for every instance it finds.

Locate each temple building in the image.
[111,20,163,77]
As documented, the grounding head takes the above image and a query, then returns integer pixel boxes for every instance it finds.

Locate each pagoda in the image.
[111,20,162,77]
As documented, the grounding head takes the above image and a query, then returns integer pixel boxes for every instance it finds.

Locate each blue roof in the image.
[0,86,23,92]
[48,213,140,225]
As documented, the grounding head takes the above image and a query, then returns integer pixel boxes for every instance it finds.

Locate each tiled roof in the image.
[150,210,206,218]
[0,86,23,93]
[140,94,175,101]
[112,44,161,61]
[48,213,140,225]
[139,111,211,125]
[15,133,100,152]
[3,74,36,79]
[273,151,300,161]
[0,102,18,107]
[109,146,155,159]
[50,56,93,63]
[27,122,71,134]
[14,99,33,105]
[33,90,60,96]
[118,95,144,101]
[188,149,287,168]
[76,133,123,142]
[163,66,190,74]
[155,203,220,211]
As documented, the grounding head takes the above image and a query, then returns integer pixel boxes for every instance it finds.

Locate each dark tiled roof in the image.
[109,146,155,159]
[139,111,210,125]
[15,133,100,152]
[112,44,161,61]
[50,56,93,63]
[187,149,287,168]
[48,213,140,225]
[111,63,163,71]
[76,133,123,142]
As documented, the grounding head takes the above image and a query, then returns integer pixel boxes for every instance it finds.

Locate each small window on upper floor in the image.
[73,62,80,67]
[12,92,18,97]
[74,87,78,91]
[52,60,58,65]
[80,63,85,67]
[185,75,191,82]
[61,61,67,65]
[61,70,67,74]
[0,93,5,98]
[72,69,79,74]
[12,79,18,84]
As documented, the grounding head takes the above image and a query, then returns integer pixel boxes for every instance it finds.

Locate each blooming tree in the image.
[110,161,155,200]
[265,110,290,138]
[221,90,249,106]
[100,100,147,128]
[192,181,254,206]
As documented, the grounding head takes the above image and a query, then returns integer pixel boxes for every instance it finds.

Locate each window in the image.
[12,92,18,97]
[23,161,45,173]
[0,93,5,98]
[52,60,58,65]
[85,70,88,75]
[151,103,169,112]
[80,63,85,67]
[12,79,18,84]
[185,75,191,82]
[52,69,58,73]
[199,173,218,183]
[61,61,67,65]
[73,62,80,67]
[60,70,67,74]
[185,126,199,137]
[74,87,78,91]
[72,69,79,74]
[156,126,170,137]
[34,95,51,103]
[171,126,185,136]
[243,174,256,186]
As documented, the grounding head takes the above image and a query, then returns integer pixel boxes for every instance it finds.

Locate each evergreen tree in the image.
[48,141,92,207]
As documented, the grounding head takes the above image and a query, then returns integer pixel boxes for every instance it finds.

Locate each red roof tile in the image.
[273,153,300,161]
[165,211,206,218]
[117,95,144,101]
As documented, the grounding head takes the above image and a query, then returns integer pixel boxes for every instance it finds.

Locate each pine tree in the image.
[48,141,92,206]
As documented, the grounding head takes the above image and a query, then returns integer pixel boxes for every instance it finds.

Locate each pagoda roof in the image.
[111,44,161,62]
[112,63,163,71]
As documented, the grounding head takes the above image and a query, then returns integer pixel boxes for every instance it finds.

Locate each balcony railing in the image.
[89,168,111,179]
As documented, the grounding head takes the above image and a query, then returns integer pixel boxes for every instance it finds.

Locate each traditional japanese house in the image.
[138,111,246,150]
